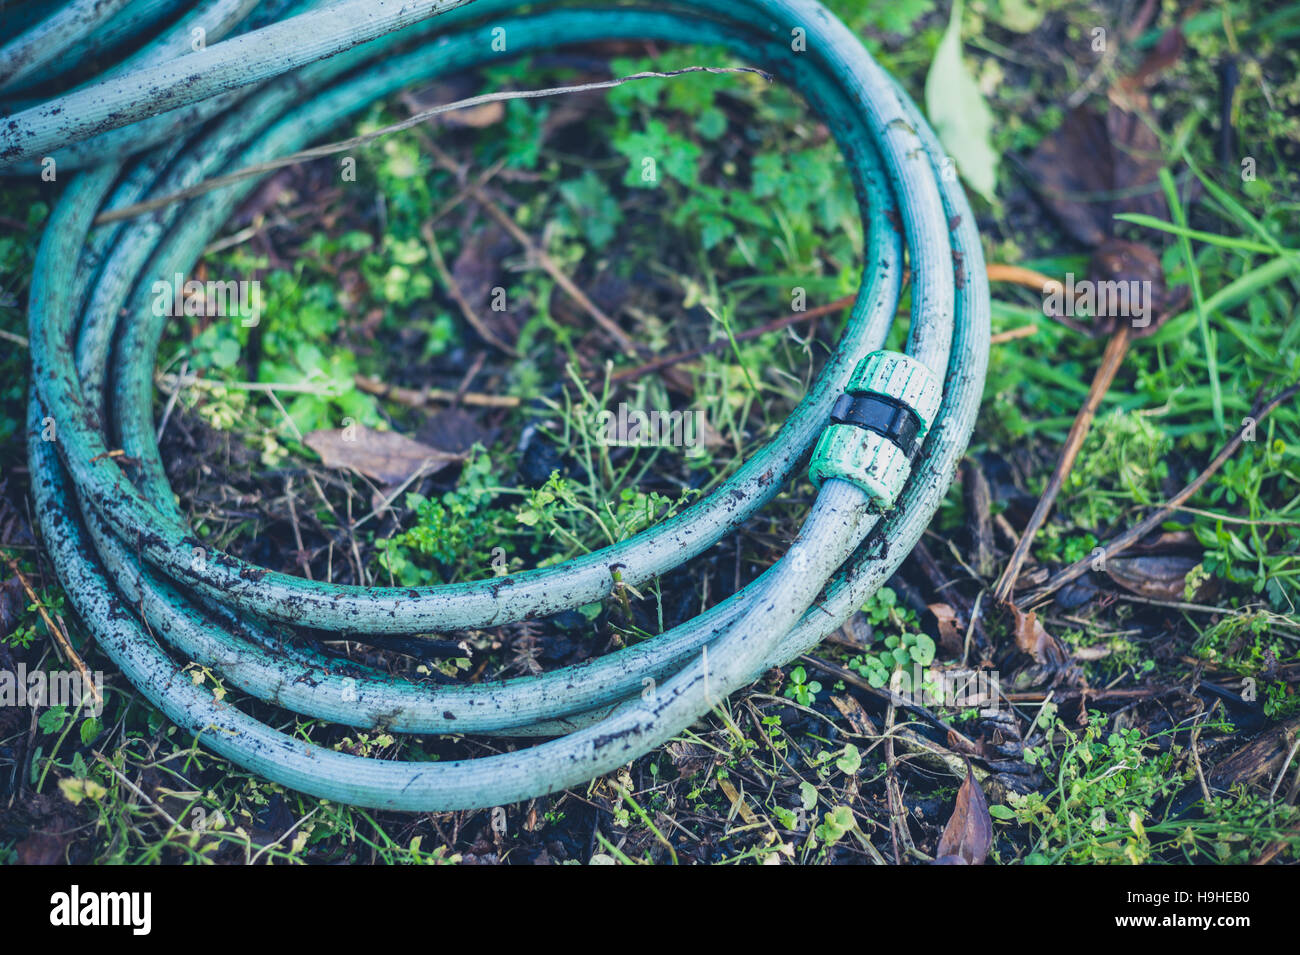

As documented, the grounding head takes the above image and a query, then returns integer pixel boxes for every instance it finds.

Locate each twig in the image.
[989,324,1038,345]
[882,701,906,865]
[94,66,770,226]
[156,358,188,442]
[801,654,976,749]
[1001,686,1169,703]
[284,476,313,581]
[1251,820,1300,865]
[353,374,519,408]
[93,751,182,832]
[420,218,519,356]
[1270,736,1300,802]
[993,325,1131,602]
[986,263,1063,295]
[422,137,642,358]
[1020,383,1300,607]
[157,372,340,397]
[1191,718,1213,808]
[453,351,488,407]
[614,294,856,384]
[0,549,101,704]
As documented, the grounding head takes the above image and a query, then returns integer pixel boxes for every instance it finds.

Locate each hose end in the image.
[809,350,941,510]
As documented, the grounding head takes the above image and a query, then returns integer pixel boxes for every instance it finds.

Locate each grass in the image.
[1,0,1299,864]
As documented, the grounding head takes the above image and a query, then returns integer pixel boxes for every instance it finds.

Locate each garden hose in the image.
[6,0,990,810]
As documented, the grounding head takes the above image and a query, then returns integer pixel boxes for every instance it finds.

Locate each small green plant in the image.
[378,447,511,585]
[4,621,36,650]
[783,665,822,706]
[1193,610,1297,676]
[1061,409,1172,530]
[992,709,1300,864]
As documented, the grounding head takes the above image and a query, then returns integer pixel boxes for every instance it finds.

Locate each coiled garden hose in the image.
[6,0,989,810]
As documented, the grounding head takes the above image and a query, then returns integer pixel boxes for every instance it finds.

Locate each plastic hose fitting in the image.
[809,351,942,510]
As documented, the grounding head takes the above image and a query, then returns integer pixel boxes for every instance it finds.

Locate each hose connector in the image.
[809,351,942,510]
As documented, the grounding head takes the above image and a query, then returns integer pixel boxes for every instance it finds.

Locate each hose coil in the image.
[6,0,989,810]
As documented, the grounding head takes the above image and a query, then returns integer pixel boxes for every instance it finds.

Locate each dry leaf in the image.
[929,602,965,657]
[450,220,519,345]
[1089,237,1169,336]
[1105,554,1210,602]
[1009,605,1069,666]
[933,763,992,865]
[665,740,715,780]
[305,424,463,485]
[1024,105,1168,249]
[717,777,759,825]
[16,831,68,865]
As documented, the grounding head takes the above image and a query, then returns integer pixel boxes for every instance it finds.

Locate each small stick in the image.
[1,550,101,705]
[283,476,313,581]
[420,218,519,357]
[993,325,1131,603]
[94,66,770,225]
[989,324,1038,345]
[424,136,642,358]
[986,263,1063,295]
[1269,735,1300,802]
[1020,383,1300,608]
[353,374,519,408]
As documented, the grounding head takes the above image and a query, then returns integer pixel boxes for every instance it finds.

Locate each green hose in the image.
[9,0,989,810]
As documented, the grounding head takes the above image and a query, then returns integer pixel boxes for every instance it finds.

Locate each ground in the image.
[1,0,1298,864]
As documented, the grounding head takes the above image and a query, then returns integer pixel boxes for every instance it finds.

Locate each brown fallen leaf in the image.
[1117,25,1187,97]
[1009,604,1069,666]
[450,219,520,346]
[16,831,69,865]
[929,602,965,657]
[933,762,992,865]
[664,740,715,780]
[717,777,759,826]
[1023,106,1115,247]
[1100,98,1169,226]
[304,424,464,486]
[1105,554,1212,602]
[827,612,874,652]
[1089,237,1169,336]
[1025,23,1177,250]
[1128,529,1199,553]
